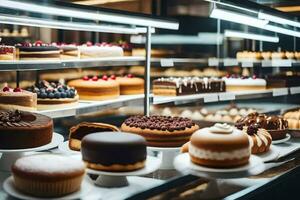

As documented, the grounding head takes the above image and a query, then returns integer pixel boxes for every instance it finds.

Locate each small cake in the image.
[79,42,123,58]
[58,44,80,59]
[271,52,286,59]
[68,75,120,101]
[236,112,288,140]
[242,123,272,154]
[283,109,300,129]
[16,41,60,60]
[189,123,250,168]
[0,85,37,111]
[69,122,120,151]
[285,51,295,59]
[0,110,53,149]
[0,45,15,60]
[261,51,272,60]
[222,75,266,91]
[116,74,144,95]
[153,77,225,96]
[121,115,199,147]
[26,80,78,110]
[81,132,146,171]
[12,154,85,197]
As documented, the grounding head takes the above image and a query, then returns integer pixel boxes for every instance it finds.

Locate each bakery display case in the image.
[1,0,300,199]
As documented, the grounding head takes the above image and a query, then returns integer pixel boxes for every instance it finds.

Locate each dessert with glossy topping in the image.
[153,77,225,96]
[121,115,199,147]
[16,41,60,60]
[189,123,250,168]
[0,85,37,111]
[69,122,120,151]
[0,110,53,149]
[81,132,146,171]
[68,75,120,100]
[0,45,15,60]
[222,75,266,91]
[26,80,78,110]
[12,154,85,197]
[116,74,144,95]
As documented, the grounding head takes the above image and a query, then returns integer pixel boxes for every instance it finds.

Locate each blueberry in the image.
[40,88,46,93]
[65,91,70,98]
[37,91,41,97]
[69,91,75,98]
[40,92,47,99]
[54,92,61,99]
[48,93,54,99]
[63,85,68,90]
[60,92,67,98]
[58,87,64,92]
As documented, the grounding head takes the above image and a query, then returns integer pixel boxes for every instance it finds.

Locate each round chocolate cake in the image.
[0,110,53,149]
[81,132,146,172]
[121,115,199,147]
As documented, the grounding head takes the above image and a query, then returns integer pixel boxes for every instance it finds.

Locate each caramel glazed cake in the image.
[121,115,199,147]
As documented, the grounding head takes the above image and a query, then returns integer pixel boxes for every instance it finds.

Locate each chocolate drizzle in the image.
[124,115,195,132]
[0,110,31,127]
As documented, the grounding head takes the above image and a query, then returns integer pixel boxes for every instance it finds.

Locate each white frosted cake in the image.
[79,43,123,58]
[222,76,266,91]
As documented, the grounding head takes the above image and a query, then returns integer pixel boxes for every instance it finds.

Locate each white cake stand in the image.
[0,133,64,171]
[257,145,279,162]
[272,134,291,144]
[174,153,265,199]
[3,176,93,200]
[147,146,181,169]
[58,141,80,155]
[86,156,161,188]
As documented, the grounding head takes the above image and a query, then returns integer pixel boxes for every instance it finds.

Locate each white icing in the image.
[209,123,233,134]
[162,107,173,116]
[222,77,266,86]
[200,108,208,115]
[14,154,85,174]
[191,111,204,120]
[189,144,250,161]
[229,108,239,116]
[180,110,193,118]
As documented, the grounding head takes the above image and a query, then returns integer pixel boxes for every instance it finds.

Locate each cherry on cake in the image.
[68,75,120,101]
[116,74,144,95]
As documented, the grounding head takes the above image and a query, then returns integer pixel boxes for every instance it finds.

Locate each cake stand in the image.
[174,153,265,199]
[147,146,181,169]
[86,156,161,188]
[58,141,80,155]
[258,145,279,162]
[0,133,64,171]
[272,134,291,144]
[3,176,93,200]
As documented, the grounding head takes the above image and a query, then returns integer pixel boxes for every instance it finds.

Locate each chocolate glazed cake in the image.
[81,132,146,172]
[0,110,53,149]
[121,115,199,147]
[16,42,60,60]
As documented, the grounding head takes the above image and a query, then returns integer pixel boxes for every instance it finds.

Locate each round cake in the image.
[189,123,250,168]
[242,123,272,154]
[0,86,37,111]
[0,110,53,149]
[12,154,85,197]
[81,132,146,172]
[26,80,78,110]
[68,75,120,100]
[121,115,199,147]
[116,74,144,95]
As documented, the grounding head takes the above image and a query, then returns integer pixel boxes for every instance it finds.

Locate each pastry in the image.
[16,41,60,60]
[68,75,120,100]
[116,74,144,95]
[0,110,53,149]
[12,154,85,197]
[26,80,78,110]
[121,115,199,147]
[222,75,266,91]
[285,51,295,59]
[271,52,286,59]
[283,109,300,129]
[81,132,146,171]
[236,112,288,140]
[189,123,250,168]
[0,85,37,111]
[242,123,272,154]
[79,42,123,58]
[153,77,225,96]
[58,44,80,59]
[69,122,119,151]
[261,51,272,60]
[0,45,15,60]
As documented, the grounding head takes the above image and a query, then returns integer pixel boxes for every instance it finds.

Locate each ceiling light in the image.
[258,12,300,28]
[224,30,279,43]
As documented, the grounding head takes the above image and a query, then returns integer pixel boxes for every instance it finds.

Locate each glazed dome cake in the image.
[0,110,53,149]
[121,115,199,147]
[189,123,250,168]
[81,132,146,172]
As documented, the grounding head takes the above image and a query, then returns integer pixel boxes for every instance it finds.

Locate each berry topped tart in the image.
[68,75,120,101]
[0,84,37,111]
[0,45,15,60]
[26,80,78,110]
[15,41,60,60]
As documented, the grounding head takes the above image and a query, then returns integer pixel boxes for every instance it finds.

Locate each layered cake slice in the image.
[16,41,60,60]
[0,45,15,60]
[69,122,120,151]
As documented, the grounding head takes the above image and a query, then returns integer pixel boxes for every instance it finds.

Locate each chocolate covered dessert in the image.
[81,132,146,172]
[121,115,199,147]
[69,122,120,151]
[236,112,288,140]
[0,110,53,149]
[153,77,225,96]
